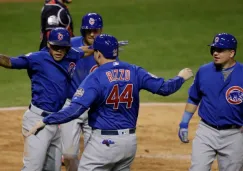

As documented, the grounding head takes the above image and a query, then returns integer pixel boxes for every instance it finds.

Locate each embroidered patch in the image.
[74,88,84,97]
[68,62,76,77]
[226,86,243,105]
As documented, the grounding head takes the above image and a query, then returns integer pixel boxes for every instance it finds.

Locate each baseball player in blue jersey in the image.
[61,13,128,171]
[60,13,103,171]
[178,33,243,171]
[0,27,93,171]
[27,33,193,170]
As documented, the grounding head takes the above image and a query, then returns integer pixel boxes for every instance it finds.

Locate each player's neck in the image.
[83,39,91,46]
[222,60,236,69]
[100,59,116,66]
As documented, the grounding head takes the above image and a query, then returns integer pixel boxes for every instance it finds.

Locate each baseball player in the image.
[61,12,128,171]
[27,34,193,171]
[0,27,92,171]
[60,12,103,171]
[178,33,243,171]
[40,0,74,50]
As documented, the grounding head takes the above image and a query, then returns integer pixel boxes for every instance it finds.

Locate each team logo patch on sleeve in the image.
[226,86,243,104]
[74,88,84,97]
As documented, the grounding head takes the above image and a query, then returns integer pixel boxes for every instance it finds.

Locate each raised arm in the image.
[0,54,31,69]
[138,67,193,96]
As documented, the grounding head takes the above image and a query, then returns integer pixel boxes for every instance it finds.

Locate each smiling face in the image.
[211,47,235,68]
[48,43,69,61]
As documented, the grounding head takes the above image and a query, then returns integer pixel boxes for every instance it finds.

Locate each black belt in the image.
[202,119,241,130]
[28,104,50,117]
[93,128,136,135]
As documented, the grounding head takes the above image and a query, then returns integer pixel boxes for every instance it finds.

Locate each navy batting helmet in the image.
[209,33,237,50]
[48,27,71,46]
[80,13,103,36]
[93,34,118,59]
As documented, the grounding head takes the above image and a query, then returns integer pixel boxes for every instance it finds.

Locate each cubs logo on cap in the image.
[214,37,219,43]
[226,86,243,105]
[89,18,95,25]
[58,33,63,41]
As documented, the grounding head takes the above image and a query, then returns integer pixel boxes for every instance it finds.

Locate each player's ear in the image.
[230,50,236,58]
[47,42,51,49]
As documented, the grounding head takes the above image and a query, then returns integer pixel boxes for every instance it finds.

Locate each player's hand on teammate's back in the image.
[79,46,94,57]
[26,120,46,136]
[178,123,189,143]
[118,40,129,51]
[178,68,194,81]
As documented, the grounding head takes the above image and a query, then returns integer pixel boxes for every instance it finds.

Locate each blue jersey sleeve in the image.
[43,74,100,124]
[10,54,31,69]
[138,67,164,93]
[72,73,100,107]
[72,47,85,58]
[138,67,185,95]
[188,69,202,101]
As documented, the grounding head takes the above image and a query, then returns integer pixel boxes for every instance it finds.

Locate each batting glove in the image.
[178,122,189,143]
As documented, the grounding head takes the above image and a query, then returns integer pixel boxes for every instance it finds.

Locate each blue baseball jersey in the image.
[43,61,185,129]
[10,48,84,112]
[67,36,98,99]
[189,62,243,126]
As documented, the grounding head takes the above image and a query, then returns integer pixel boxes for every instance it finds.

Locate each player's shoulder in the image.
[66,48,83,60]
[117,61,137,69]
[71,36,83,46]
[26,49,49,57]
[71,36,83,42]
[198,62,214,72]
[236,62,243,68]
[69,47,81,55]
[82,69,100,85]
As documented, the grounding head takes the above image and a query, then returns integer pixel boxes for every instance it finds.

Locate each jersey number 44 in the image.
[106,84,134,109]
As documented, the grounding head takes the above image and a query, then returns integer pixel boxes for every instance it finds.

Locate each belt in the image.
[28,104,52,117]
[202,119,241,130]
[92,128,136,135]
